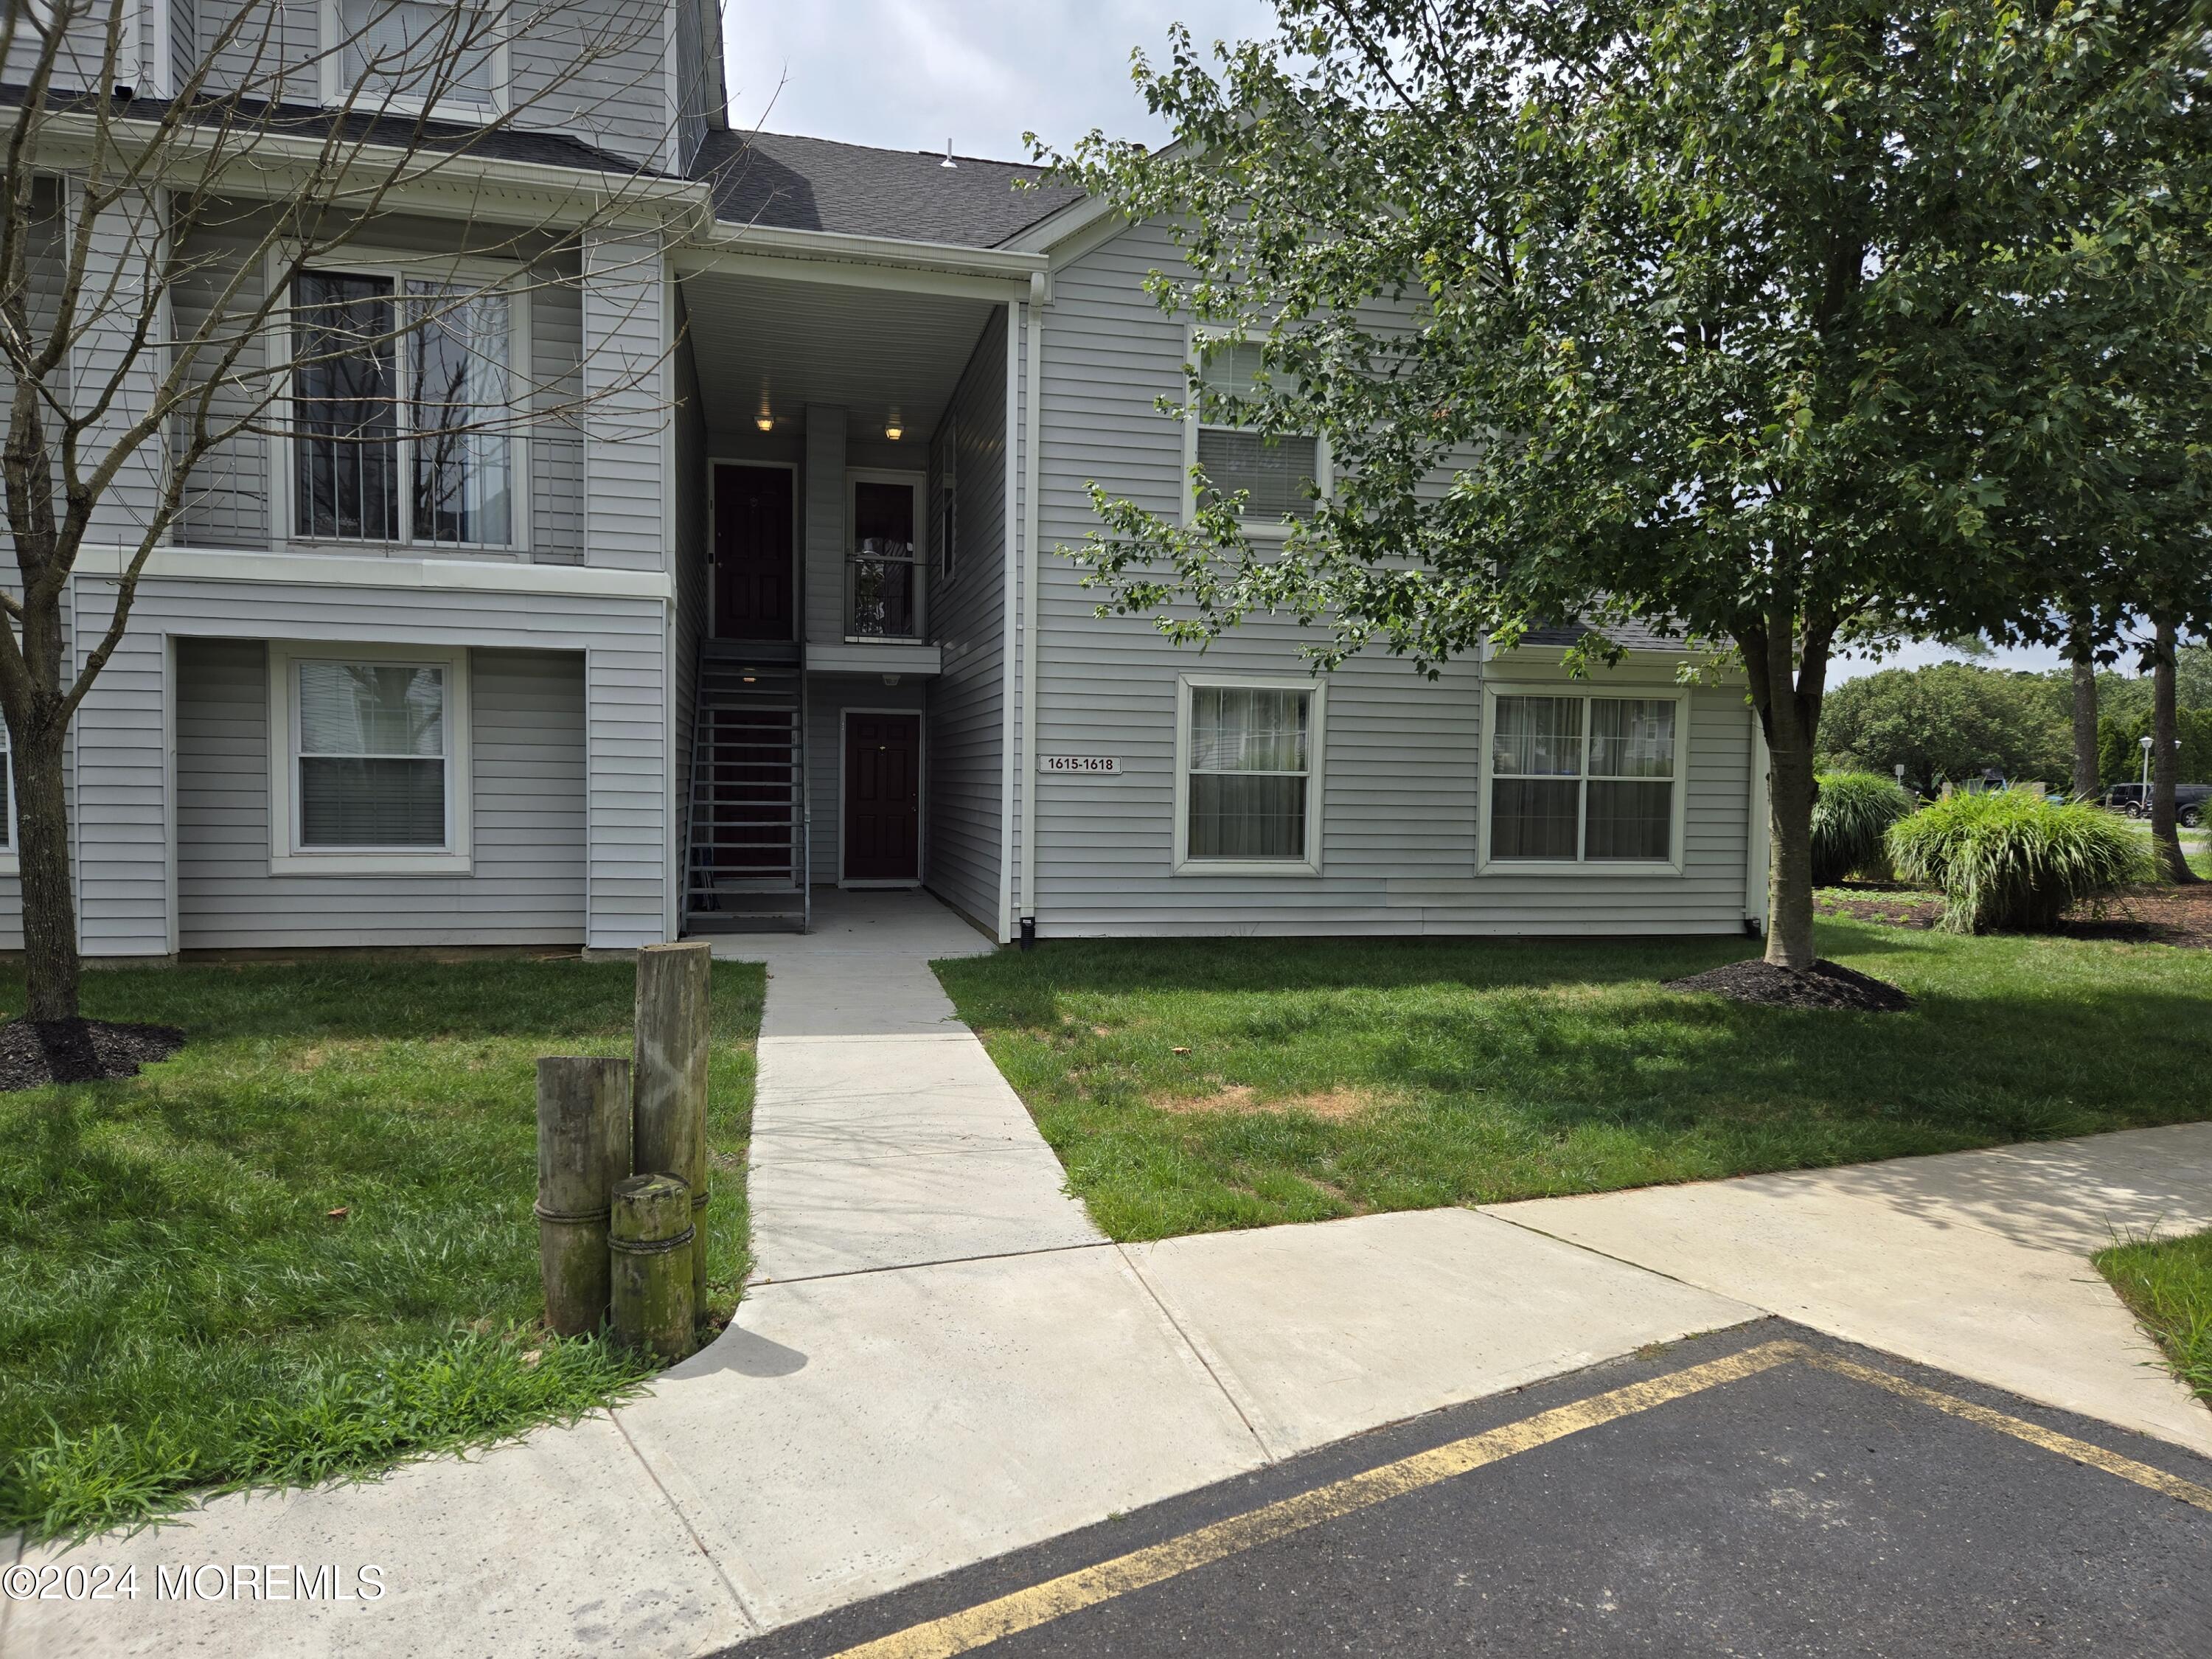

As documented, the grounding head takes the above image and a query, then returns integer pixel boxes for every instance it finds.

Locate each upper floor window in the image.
[1187,341,1329,535]
[327,0,507,115]
[289,267,519,549]
[846,471,925,641]
[1483,690,1685,869]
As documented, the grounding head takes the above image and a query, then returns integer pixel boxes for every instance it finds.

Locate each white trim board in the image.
[72,546,673,601]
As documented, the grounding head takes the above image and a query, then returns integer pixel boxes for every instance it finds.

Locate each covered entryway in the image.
[843,710,921,883]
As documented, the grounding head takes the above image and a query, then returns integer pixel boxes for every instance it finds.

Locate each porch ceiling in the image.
[678,268,1001,445]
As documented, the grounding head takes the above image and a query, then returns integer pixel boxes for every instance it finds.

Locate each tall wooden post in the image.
[536,1055,630,1337]
[610,1173,695,1360]
[633,941,712,1315]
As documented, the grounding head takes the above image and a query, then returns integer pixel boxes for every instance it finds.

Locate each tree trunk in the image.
[1763,698,1821,970]
[13,720,81,1020]
[2069,633,2099,801]
[2150,616,2199,885]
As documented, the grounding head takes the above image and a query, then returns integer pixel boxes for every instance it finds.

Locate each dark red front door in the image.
[844,713,920,882]
[713,464,794,640]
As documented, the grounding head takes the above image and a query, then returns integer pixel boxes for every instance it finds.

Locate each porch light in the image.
[755,412,773,432]
[885,421,903,441]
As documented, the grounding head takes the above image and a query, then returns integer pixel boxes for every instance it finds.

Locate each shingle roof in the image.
[692,129,1086,248]
[1519,619,1694,653]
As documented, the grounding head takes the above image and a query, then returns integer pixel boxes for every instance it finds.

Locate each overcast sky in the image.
[714,4,2098,686]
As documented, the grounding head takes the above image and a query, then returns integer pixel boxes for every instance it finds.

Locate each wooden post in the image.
[536,1056,630,1338]
[633,941,712,1316]
[609,1172,694,1360]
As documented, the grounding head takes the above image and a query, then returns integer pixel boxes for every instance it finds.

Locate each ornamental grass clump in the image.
[1811,771,1916,885]
[1887,790,2155,933]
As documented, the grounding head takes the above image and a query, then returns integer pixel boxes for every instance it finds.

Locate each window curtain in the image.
[1489,695,1581,860]
[297,663,448,847]
[407,285,511,546]
[1587,698,1674,860]
[1188,687,1310,859]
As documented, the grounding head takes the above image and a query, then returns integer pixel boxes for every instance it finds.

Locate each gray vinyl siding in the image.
[55,574,667,954]
[170,0,198,90]
[671,0,706,171]
[803,407,847,644]
[582,229,669,571]
[530,278,588,564]
[807,676,927,885]
[175,639,586,948]
[169,218,271,547]
[922,310,1007,935]
[1027,218,1753,936]
[186,0,672,169]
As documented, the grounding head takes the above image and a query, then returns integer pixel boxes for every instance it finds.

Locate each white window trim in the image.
[268,641,473,875]
[266,243,533,557]
[844,467,927,644]
[319,0,512,118]
[1181,329,1332,540]
[1478,683,1690,877]
[1172,672,1326,876]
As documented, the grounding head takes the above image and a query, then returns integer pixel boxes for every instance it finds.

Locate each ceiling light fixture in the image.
[885,422,903,441]
[755,412,773,432]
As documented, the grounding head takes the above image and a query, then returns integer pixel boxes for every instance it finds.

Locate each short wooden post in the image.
[633,941,712,1315]
[609,1172,694,1360]
[536,1055,630,1337]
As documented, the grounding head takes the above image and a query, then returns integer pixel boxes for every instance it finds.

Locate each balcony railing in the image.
[846,550,922,641]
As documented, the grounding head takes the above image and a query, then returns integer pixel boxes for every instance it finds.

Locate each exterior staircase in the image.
[684,642,809,933]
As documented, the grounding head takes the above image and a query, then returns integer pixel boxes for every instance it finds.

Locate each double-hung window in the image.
[269,644,473,874]
[290,267,518,549]
[1484,689,1684,869]
[328,0,507,114]
[1175,677,1324,872]
[1186,341,1328,534]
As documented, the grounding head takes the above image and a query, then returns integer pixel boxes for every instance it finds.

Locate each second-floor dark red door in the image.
[713,464,794,640]
[844,712,920,882]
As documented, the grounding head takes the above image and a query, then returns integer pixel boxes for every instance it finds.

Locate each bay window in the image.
[1484,689,1684,869]
[269,644,473,874]
[291,268,517,549]
[1176,677,1325,872]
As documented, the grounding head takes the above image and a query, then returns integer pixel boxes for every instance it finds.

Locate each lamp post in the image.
[2139,734,2155,817]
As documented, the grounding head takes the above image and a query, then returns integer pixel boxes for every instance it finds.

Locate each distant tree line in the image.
[1818,648,2212,795]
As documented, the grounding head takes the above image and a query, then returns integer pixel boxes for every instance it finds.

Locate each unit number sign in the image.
[1039,755,1121,774]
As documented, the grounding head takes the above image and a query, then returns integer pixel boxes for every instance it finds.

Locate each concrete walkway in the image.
[10,895,2209,1659]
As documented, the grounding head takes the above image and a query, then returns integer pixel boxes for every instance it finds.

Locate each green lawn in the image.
[935,919,2211,1241]
[2096,1231,2212,1408]
[0,956,762,1542]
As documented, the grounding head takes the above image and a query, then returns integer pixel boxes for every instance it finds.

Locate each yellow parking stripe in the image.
[1804,1350,2212,1514]
[826,1338,2212,1659]
[825,1339,1807,1659]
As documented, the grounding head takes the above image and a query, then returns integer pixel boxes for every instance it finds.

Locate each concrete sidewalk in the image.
[10,897,2208,1658]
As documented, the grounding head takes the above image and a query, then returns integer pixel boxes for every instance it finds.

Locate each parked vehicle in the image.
[2102,782,2210,826]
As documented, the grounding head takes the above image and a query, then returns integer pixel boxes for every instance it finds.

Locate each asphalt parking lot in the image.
[734,1321,2212,1658]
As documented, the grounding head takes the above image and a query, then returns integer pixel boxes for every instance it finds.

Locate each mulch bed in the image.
[1817,880,2212,948]
[1664,957,1916,1013]
[0,1018,187,1091]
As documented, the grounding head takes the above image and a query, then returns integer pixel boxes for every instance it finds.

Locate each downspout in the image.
[996,299,1020,944]
[1017,270,1046,941]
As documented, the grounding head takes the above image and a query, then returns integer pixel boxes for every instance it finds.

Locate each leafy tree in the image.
[1817,665,2068,794]
[1044,0,2199,973]
[2098,707,2212,793]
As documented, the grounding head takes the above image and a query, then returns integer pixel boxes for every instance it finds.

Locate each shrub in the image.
[1811,771,1916,885]
[1887,790,2156,933]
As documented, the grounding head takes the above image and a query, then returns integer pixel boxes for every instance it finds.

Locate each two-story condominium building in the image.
[5,0,1770,959]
